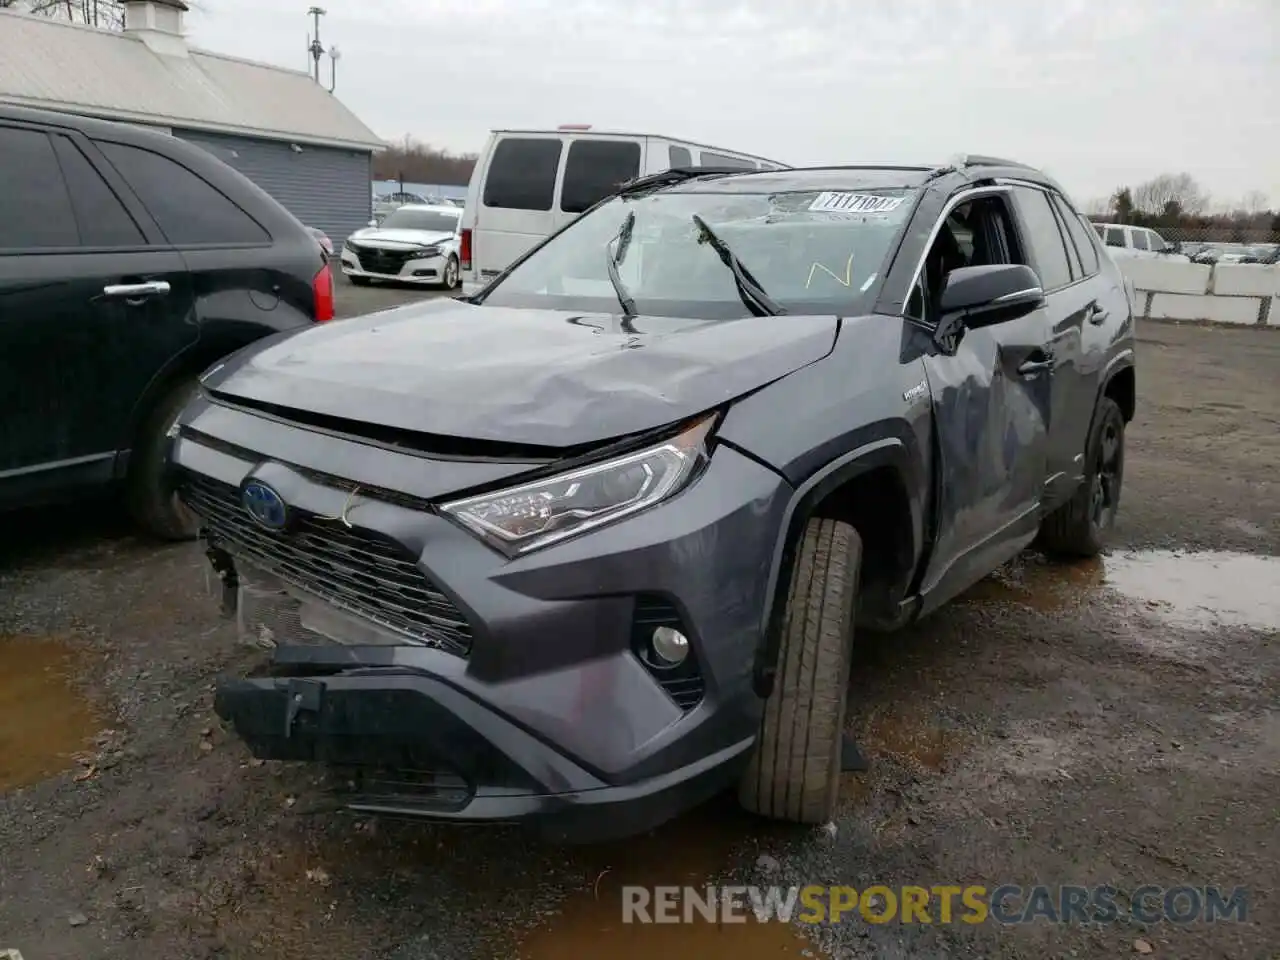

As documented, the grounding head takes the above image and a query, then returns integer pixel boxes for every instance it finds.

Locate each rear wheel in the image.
[125,376,200,541]
[738,518,861,825]
[1039,396,1125,558]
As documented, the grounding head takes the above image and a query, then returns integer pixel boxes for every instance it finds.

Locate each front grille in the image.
[353,245,414,275]
[181,475,472,656]
[631,594,705,710]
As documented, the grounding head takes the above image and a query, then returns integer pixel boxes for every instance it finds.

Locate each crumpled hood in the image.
[348,228,455,248]
[203,299,839,449]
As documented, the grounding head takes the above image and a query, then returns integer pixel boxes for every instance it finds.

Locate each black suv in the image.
[176,158,1136,841]
[0,104,335,539]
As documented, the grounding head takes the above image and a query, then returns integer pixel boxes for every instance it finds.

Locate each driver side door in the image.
[914,191,1054,614]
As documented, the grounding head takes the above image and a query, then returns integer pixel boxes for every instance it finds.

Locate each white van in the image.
[459,126,787,294]
[1092,222,1188,261]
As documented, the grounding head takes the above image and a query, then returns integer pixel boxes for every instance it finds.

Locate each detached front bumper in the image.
[214,656,753,843]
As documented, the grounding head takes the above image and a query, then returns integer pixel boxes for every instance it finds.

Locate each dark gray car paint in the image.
[200,298,840,449]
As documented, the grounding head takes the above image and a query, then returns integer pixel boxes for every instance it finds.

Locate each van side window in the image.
[560,140,641,214]
[1146,230,1166,253]
[1104,227,1125,248]
[0,126,79,250]
[1131,231,1149,251]
[95,141,270,246]
[483,138,563,212]
[701,151,754,169]
[669,145,692,168]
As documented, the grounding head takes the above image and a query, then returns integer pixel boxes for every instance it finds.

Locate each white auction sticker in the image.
[808,192,905,214]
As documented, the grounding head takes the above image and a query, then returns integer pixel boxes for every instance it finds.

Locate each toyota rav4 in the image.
[173,157,1136,842]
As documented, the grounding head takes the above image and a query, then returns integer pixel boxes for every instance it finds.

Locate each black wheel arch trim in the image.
[751,436,921,699]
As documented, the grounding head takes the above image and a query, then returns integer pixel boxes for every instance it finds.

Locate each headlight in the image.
[409,245,442,259]
[441,415,716,555]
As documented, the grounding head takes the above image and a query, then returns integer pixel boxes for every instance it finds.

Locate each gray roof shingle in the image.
[0,8,385,151]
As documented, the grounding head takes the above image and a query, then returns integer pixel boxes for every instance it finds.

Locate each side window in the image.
[1146,230,1166,252]
[1055,200,1101,276]
[95,140,269,245]
[0,125,79,250]
[701,151,755,170]
[1093,222,1104,238]
[669,145,692,168]
[1011,187,1073,290]
[51,136,145,247]
[1049,199,1084,280]
[1104,227,1126,248]
[482,137,562,211]
[560,139,642,214]
[908,195,1019,322]
[1131,230,1149,251]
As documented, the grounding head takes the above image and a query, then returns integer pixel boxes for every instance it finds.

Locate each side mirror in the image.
[939,264,1045,330]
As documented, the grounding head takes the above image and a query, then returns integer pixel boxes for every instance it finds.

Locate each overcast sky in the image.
[188,0,1279,209]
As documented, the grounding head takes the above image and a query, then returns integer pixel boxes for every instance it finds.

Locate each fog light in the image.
[651,626,689,665]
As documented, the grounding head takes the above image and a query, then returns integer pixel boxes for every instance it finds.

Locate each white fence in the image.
[1118,259,1280,327]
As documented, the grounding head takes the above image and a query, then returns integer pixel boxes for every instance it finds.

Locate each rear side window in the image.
[560,139,641,214]
[669,145,692,167]
[51,136,145,247]
[1131,230,1149,251]
[1104,227,1125,248]
[1011,187,1073,290]
[1146,230,1166,252]
[95,140,270,246]
[482,137,562,211]
[1054,199,1100,276]
[701,151,755,169]
[0,126,79,249]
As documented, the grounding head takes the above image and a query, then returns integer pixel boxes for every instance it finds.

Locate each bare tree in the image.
[1241,190,1270,216]
[0,0,200,28]
[1131,173,1209,217]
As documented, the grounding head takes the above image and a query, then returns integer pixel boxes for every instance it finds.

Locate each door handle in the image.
[103,281,171,299]
[1017,354,1055,377]
[1088,303,1109,325]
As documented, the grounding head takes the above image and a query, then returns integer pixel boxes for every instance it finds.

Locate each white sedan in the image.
[341,204,463,288]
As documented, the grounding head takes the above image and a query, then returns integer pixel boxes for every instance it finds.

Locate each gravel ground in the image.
[0,319,1276,960]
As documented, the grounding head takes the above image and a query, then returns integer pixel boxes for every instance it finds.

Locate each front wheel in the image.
[442,255,460,290]
[738,518,861,825]
[1039,396,1125,558]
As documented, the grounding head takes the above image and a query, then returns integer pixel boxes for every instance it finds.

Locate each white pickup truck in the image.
[1093,223,1189,261]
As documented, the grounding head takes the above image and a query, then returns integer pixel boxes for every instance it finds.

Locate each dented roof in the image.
[0,8,385,151]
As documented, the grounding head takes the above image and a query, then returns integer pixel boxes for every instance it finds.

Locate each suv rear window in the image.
[560,139,642,214]
[482,138,562,211]
[95,141,270,246]
[0,126,79,249]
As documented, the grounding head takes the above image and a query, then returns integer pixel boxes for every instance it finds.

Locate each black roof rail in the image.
[615,166,754,196]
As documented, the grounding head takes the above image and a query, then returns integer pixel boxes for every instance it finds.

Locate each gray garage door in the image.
[175,129,371,246]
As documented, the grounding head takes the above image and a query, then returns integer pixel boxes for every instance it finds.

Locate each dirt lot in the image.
[1,314,1276,960]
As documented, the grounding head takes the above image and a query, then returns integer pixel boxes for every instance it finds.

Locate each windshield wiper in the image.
[690,214,787,317]
[605,211,638,317]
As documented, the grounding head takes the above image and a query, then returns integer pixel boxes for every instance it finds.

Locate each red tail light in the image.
[313,261,335,322]
[459,228,472,272]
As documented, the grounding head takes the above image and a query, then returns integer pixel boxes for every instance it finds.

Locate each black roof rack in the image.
[950,153,1035,170]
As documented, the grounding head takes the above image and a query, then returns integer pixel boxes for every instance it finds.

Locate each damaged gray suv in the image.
[174,158,1136,842]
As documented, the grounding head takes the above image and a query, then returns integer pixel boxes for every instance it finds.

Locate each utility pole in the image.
[306,6,326,83]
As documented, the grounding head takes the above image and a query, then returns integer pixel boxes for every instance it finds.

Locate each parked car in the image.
[459,125,787,294]
[174,157,1135,842]
[373,190,432,222]
[0,104,334,539]
[1092,222,1187,261]
[340,203,462,288]
[306,226,334,257]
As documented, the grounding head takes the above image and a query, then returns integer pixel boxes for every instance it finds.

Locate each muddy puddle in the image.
[0,635,102,791]
[1101,549,1279,630]
[514,798,827,959]
[963,549,1278,631]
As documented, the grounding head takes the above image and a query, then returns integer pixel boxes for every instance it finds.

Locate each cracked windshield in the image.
[0,1,1275,959]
